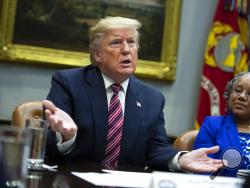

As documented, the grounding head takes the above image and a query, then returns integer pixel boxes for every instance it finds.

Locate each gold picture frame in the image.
[0,0,181,80]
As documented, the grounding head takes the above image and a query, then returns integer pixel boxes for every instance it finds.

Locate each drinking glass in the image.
[0,126,32,188]
[25,118,48,170]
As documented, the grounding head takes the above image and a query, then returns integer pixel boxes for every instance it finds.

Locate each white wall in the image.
[0,0,217,136]
[164,0,218,136]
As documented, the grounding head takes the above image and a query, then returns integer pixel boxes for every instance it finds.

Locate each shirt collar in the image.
[102,73,129,94]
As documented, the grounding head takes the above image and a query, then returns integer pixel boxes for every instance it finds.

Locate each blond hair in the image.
[89,16,141,64]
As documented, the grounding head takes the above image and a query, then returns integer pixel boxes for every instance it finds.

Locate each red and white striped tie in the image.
[102,83,124,169]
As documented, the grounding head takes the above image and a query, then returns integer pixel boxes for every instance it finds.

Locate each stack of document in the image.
[72,169,151,187]
[72,170,245,188]
[151,171,245,188]
[237,169,250,178]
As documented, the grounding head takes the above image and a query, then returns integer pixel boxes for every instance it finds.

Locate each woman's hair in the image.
[223,72,250,112]
[89,16,141,65]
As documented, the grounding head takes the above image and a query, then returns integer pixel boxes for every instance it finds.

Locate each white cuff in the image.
[56,132,76,154]
[168,151,188,171]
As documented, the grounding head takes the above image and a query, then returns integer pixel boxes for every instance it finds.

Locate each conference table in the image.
[26,161,147,188]
[25,160,248,188]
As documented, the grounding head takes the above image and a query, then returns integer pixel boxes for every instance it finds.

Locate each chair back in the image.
[12,101,43,127]
[173,130,198,151]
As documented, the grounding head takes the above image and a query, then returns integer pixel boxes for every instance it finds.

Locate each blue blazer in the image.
[193,114,243,177]
[46,65,177,170]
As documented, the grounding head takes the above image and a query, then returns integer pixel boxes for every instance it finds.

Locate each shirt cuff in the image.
[168,151,188,171]
[56,132,76,154]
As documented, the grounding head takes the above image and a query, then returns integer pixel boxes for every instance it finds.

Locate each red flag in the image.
[195,0,249,128]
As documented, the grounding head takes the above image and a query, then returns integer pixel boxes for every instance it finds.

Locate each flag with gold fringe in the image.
[195,0,249,129]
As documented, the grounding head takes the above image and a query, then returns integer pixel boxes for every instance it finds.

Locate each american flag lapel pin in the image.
[136,101,141,107]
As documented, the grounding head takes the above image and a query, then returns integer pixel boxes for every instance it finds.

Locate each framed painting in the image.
[0,0,181,80]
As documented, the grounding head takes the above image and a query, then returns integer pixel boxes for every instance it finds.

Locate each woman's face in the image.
[228,74,250,121]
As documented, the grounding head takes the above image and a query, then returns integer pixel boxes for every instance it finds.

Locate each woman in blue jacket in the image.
[193,72,250,177]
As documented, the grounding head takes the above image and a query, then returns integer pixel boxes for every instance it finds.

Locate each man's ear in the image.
[92,49,102,62]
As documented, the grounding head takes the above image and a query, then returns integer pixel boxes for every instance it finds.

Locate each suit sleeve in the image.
[47,71,73,115]
[193,117,217,158]
[146,94,178,170]
[45,71,74,161]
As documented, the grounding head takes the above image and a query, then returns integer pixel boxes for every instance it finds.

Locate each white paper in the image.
[72,170,245,188]
[150,171,245,188]
[71,170,152,187]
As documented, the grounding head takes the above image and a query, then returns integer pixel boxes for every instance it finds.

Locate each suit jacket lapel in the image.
[225,114,241,149]
[85,67,108,161]
[120,77,142,160]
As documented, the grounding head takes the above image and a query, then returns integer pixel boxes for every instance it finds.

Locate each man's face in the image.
[94,28,138,83]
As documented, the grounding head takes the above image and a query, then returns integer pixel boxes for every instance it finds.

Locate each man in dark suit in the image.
[43,16,223,172]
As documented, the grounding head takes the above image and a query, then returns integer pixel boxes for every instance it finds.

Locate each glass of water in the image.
[25,118,48,170]
[0,126,32,188]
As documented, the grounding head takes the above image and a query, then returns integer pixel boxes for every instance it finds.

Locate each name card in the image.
[149,172,244,188]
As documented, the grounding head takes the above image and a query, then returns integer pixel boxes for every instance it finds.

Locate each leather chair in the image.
[173,130,199,151]
[12,101,43,127]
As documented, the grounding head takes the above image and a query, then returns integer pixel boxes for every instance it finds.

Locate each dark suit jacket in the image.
[46,65,177,170]
[193,114,244,177]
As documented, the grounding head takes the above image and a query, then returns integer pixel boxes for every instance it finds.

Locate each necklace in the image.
[237,123,250,133]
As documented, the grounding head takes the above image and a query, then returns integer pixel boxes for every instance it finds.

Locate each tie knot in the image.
[111,83,121,95]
